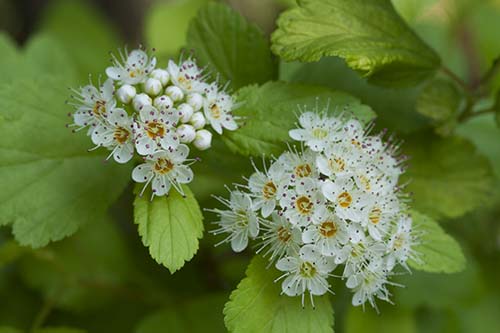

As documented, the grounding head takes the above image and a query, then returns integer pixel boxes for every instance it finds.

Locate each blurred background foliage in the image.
[0,0,499,332]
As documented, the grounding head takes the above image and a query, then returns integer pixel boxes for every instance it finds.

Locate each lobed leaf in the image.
[224,256,334,333]
[271,0,441,86]
[133,185,204,273]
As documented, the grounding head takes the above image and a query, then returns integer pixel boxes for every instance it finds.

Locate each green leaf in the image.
[416,78,461,132]
[34,327,86,333]
[0,77,132,247]
[345,305,416,333]
[39,0,121,80]
[135,294,227,333]
[19,217,133,311]
[146,0,208,58]
[408,210,465,273]
[133,185,204,273]
[223,81,375,157]
[271,0,441,86]
[224,256,334,333]
[403,133,494,219]
[186,2,277,89]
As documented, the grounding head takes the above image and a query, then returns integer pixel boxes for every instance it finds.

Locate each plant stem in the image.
[441,66,470,92]
[30,295,58,333]
[458,108,495,122]
[479,56,500,88]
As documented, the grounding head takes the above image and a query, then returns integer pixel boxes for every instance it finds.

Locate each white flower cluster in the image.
[210,111,419,309]
[68,48,238,198]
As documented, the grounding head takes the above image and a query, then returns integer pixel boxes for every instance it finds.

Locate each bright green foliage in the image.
[345,306,416,333]
[271,0,441,86]
[0,77,131,248]
[416,78,462,135]
[146,0,208,58]
[224,256,334,333]
[223,81,375,157]
[133,185,204,273]
[186,3,277,89]
[404,134,494,219]
[408,211,465,273]
[39,0,120,80]
[19,218,133,312]
[135,294,227,333]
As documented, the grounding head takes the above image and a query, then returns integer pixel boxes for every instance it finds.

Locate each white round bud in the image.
[153,95,173,112]
[193,129,212,150]
[165,85,184,102]
[177,124,196,143]
[116,84,136,104]
[133,93,152,111]
[187,93,204,111]
[190,112,206,129]
[144,78,162,96]
[178,103,194,123]
[150,69,170,86]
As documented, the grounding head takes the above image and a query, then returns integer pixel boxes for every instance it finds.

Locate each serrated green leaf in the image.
[408,211,465,273]
[271,0,441,86]
[39,0,121,80]
[345,305,416,333]
[135,294,227,333]
[0,77,132,247]
[403,133,494,219]
[146,0,208,58]
[224,256,334,333]
[19,218,133,311]
[223,81,375,157]
[186,2,277,89]
[133,185,204,273]
[416,78,461,121]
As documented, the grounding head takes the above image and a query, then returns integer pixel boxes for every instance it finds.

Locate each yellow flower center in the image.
[328,157,346,173]
[369,207,382,225]
[319,221,338,238]
[146,122,165,139]
[93,100,106,116]
[294,163,312,178]
[113,126,130,144]
[312,127,327,139]
[262,181,277,199]
[210,103,221,119]
[295,196,313,215]
[337,191,352,208]
[277,226,292,243]
[299,261,317,278]
[154,158,174,175]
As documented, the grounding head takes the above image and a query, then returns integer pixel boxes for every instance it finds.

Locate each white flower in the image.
[90,108,134,163]
[144,78,162,96]
[280,178,326,227]
[203,83,237,134]
[248,161,287,218]
[346,258,392,309]
[360,195,399,241]
[211,192,259,252]
[116,84,136,104]
[165,85,184,102]
[190,112,206,129]
[316,142,361,179]
[133,105,180,155]
[289,112,342,152]
[150,68,170,86]
[178,103,194,123]
[256,212,302,262]
[322,178,369,222]
[153,95,174,112]
[106,49,157,85]
[193,129,212,150]
[132,144,193,197]
[71,79,115,133]
[133,93,153,112]
[339,237,386,274]
[386,215,417,271]
[167,58,206,93]
[187,92,204,111]
[278,149,318,183]
[276,245,335,306]
[177,124,196,143]
[302,210,349,257]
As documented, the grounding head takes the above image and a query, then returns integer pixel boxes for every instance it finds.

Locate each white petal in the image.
[276,257,298,272]
[302,228,317,244]
[113,143,134,164]
[135,136,157,155]
[352,290,365,306]
[261,201,275,218]
[152,175,170,196]
[106,67,123,81]
[174,165,193,184]
[231,232,248,252]
[289,128,306,141]
[101,79,115,100]
[132,164,152,183]
[308,277,328,295]
[282,275,301,296]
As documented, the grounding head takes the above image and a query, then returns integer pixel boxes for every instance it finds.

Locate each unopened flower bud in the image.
[193,129,212,150]
[144,78,162,96]
[133,93,152,111]
[116,84,136,104]
[153,95,173,112]
[166,85,184,102]
[150,69,170,86]
[178,103,194,123]
[187,93,203,111]
[177,124,196,143]
[190,112,206,129]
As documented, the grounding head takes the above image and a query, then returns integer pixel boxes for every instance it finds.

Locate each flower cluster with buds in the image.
[68,48,238,198]
[210,111,419,309]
